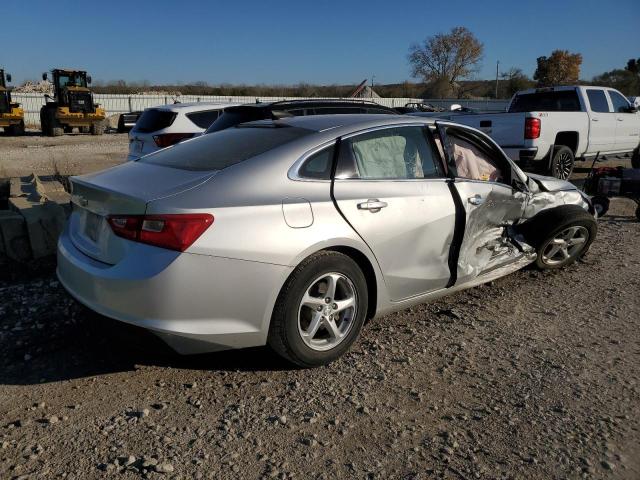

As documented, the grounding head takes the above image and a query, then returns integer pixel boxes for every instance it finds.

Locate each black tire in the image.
[522,205,597,270]
[64,126,74,134]
[47,108,63,136]
[268,251,368,367]
[549,146,575,180]
[635,204,640,222]
[6,120,25,136]
[39,107,49,136]
[632,148,639,169]
[117,115,126,133]
[591,195,610,217]
[80,126,90,134]
[90,121,105,135]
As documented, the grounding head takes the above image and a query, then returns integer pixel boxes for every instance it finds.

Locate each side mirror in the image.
[87,76,92,85]
[42,72,48,81]
[628,106,638,113]
[6,74,11,83]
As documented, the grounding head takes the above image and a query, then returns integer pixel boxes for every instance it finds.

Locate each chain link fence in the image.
[12,93,510,128]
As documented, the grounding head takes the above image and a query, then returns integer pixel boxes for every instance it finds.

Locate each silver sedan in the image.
[57,115,597,366]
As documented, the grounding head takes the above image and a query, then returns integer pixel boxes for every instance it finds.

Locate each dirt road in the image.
[0,132,128,178]
[0,198,638,479]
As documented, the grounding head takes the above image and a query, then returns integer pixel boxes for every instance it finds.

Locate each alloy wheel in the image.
[541,226,589,266]
[297,272,357,352]
[554,151,574,180]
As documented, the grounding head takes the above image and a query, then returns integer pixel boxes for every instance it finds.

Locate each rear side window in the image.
[586,90,611,113]
[339,127,441,180]
[134,109,177,132]
[205,107,269,133]
[298,146,335,180]
[608,90,631,113]
[509,90,581,112]
[186,110,222,129]
[139,126,313,171]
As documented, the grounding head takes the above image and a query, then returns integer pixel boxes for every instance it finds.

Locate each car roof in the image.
[230,99,396,110]
[244,114,434,134]
[151,102,242,113]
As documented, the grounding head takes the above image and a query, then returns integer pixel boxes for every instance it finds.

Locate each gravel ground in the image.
[0,197,638,480]
[0,132,128,178]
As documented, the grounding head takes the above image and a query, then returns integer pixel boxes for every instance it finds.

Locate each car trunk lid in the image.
[69,162,216,265]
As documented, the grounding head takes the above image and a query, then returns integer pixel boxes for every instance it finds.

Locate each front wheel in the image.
[549,146,575,180]
[632,148,639,169]
[523,206,597,270]
[268,251,368,367]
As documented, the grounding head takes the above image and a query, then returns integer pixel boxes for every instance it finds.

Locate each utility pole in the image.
[495,60,499,99]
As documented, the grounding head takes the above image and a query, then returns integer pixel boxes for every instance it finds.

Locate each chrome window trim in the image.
[288,139,337,182]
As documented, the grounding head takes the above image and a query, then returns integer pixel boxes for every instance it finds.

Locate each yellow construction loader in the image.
[0,68,25,135]
[40,69,105,136]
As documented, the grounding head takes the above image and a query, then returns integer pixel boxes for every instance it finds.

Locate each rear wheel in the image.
[549,146,575,180]
[90,121,105,135]
[45,108,63,136]
[6,120,25,136]
[268,251,368,367]
[523,206,597,269]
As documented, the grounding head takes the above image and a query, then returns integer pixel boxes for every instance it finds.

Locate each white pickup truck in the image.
[425,86,640,179]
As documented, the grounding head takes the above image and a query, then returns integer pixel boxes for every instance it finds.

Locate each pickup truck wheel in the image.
[632,148,639,169]
[524,205,597,270]
[549,146,575,180]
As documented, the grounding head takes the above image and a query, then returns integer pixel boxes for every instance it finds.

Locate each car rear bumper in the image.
[57,227,291,354]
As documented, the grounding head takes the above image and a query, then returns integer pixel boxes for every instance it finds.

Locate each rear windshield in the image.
[139,125,313,171]
[206,107,270,133]
[508,90,581,112]
[134,109,177,133]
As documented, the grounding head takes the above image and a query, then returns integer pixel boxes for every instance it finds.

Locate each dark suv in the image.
[205,99,400,133]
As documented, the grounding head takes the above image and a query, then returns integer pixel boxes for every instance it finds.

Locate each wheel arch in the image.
[323,245,378,322]
[553,131,579,155]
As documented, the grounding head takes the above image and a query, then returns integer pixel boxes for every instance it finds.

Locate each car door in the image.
[332,124,457,301]
[607,89,640,152]
[585,89,617,153]
[436,122,529,286]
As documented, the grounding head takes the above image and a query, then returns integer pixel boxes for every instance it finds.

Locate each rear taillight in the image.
[524,117,541,139]
[152,132,194,148]
[107,214,213,252]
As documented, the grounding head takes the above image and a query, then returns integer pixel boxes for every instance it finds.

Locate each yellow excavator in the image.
[40,68,105,136]
[0,68,25,135]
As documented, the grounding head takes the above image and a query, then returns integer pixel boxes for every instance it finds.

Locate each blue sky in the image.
[2,0,638,85]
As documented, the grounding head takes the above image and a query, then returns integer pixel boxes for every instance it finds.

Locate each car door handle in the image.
[468,194,485,206]
[357,199,388,212]
[617,118,624,122]
[591,118,599,122]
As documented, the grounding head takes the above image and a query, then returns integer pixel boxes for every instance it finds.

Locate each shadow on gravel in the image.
[0,263,293,386]
[0,311,292,386]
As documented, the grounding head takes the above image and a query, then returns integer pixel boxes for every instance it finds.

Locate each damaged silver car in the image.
[57,115,597,367]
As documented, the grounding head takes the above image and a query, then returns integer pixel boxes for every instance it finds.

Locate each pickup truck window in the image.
[586,90,611,113]
[608,90,631,113]
[509,90,581,112]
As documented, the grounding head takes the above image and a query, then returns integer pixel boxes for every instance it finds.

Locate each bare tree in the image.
[408,27,483,97]
[500,67,533,97]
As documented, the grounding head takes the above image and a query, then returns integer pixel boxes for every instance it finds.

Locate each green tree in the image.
[533,50,582,86]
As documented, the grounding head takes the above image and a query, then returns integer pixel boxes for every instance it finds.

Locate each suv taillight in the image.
[153,132,194,148]
[107,214,213,252]
[524,117,541,139]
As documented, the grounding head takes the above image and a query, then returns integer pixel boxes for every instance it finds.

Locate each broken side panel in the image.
[452,180,532,285]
